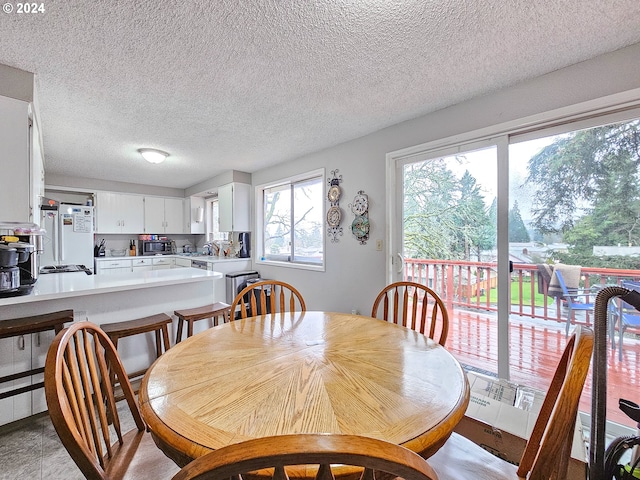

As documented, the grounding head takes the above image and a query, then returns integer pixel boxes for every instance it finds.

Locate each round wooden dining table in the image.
[139,311,469,469]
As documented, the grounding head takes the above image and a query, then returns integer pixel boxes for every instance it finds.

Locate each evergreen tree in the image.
[508,200,530,242]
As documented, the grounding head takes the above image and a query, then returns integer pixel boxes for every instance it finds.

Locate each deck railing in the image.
[404,259,640,325]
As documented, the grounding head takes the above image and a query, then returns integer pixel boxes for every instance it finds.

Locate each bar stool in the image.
[100,313,172,397]
[0,309,74,400]
[174,302,231,343]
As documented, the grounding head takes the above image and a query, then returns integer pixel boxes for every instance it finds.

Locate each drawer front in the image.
[132,258,152,267]
[152,257,174,266]
[98,260,133,269]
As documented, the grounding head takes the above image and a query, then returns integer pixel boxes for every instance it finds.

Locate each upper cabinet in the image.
[0,96,40,223]
[185,196,206,234]
[144,196,184,234]
[218,183,251,232]
[96,192,144,233]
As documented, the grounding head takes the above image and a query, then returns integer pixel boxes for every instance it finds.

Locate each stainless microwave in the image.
[139,240,173,256]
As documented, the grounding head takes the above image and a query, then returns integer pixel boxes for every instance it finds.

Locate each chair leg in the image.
[161,324,170,352]
[619,325,625,361]
[176,318,184,344]
[566,305,573,337]
[187,320,194,338]
[155,329,162,357]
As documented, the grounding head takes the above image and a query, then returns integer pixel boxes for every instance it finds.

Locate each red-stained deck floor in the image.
[444,308,639,427]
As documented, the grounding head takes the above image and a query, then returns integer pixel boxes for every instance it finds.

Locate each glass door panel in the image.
[400,145,499,376]
[509,119,640,428]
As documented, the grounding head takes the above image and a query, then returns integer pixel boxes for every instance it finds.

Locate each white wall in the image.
[250,43,640,315]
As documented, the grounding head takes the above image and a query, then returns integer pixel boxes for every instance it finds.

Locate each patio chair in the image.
[371,281,448,345]
[555,269,596,336]
[610,281,640,361]
[428,325,593,480]
[171,433,438,480]
[45,321,179,480]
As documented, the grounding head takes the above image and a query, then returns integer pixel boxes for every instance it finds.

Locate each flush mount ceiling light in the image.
[138,148,169,164]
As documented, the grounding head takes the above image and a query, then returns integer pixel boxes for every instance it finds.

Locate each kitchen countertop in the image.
[99,254,250,262]
[0,268,222,307]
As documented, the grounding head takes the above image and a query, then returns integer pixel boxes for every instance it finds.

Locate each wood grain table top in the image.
[139,311,469,467]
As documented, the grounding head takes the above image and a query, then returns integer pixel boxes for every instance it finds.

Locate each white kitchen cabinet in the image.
[144,197,184,234]
[95,258,133,274]
[0,329,54,425]
[132,258,153,271]
[0,335,31,425]
[152,257,174,270]
[96,192,144,234]
[0,96,34,223]
[185,196,206,234]
[174,257,192,268]
[30,330,55,414]
[218,183,251,232]
[30,105,45,224]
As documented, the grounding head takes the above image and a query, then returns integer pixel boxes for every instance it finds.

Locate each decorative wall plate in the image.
[328,185,341,203]
[351,192,369,215]
[327,206,342,227]
[348,190,369,245]
[351,215,370,238]
[326,169,344,243]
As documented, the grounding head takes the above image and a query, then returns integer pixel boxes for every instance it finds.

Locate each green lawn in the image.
[474,280,547,306]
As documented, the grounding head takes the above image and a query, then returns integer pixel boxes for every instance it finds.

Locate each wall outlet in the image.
[376,239,383,251]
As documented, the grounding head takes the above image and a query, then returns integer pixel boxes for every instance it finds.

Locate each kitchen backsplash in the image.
[94,233,205,256]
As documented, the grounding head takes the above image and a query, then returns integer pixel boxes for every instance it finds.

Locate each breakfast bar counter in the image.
[0,268,224,425]
[0,268,222,307]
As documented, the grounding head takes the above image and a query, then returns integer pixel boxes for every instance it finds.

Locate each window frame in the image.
[256,168,325,271]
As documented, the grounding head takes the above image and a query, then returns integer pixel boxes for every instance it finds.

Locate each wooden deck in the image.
[444,308,638,426]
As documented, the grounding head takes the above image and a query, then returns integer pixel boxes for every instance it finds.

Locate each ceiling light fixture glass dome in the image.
[138,148,169,164]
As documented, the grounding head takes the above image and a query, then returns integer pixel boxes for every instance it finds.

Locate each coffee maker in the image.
[238,232,251,258]
[0,235,38,296]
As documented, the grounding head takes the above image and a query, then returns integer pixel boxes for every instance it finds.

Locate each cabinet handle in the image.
[35,332,41,347]
[18,335,25,350]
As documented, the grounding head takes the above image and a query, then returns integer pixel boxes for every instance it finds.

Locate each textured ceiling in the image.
[1,0,640,190]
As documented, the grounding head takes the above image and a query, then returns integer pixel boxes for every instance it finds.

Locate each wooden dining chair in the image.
[171,433,438,480]
[229,280,306,319]
[44,321,180,480]
[371,281,449,345]
[427,325,593,480]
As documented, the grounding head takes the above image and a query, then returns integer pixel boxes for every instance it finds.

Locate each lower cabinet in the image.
[95,256,181,274]
[0,330,54,426]
[132,258,153,271]
[174,257,192,268]
[95,259,133,275]
[152,257,174,270]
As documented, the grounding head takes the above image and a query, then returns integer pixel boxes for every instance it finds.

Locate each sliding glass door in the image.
[392,140,508,377]
[389,115,640,429]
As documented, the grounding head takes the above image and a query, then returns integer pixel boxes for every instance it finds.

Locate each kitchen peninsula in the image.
[0,267,223,425]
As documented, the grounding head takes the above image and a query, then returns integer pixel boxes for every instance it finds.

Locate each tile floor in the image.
[0,401,135,480]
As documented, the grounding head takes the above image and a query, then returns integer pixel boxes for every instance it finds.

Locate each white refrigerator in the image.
[40,205,95,271]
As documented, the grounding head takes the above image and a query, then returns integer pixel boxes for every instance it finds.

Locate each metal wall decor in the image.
[326,169,343,242]
[349,190,369,245]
